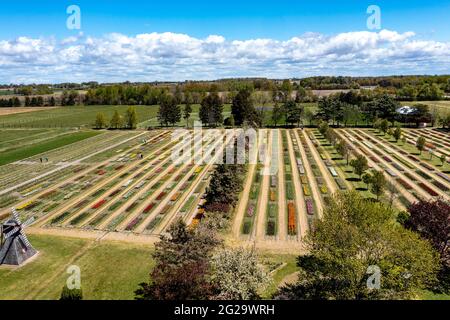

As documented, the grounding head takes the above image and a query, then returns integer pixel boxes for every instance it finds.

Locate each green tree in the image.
[284,100,302,126]
[318,121,330,136]
[304,109,315,126]
[135,219,220,300]
[342,104,362,127]
[336,140,350,165]
[280,79,293,102]
[94,112,107,129]
[393,126,402,142]
[183,103,192,128]
[158,95,181,127]
[350,154,369,179]
[231,89,257,126]
[369,170,387,201]
[125,106,138,129]
[362,173,372,190]
[271,102,283,127]
[380,119,390,135]
[200,93,223,127]
[273,192,440,300]
[110,110,122,129]
[416,136,426,155]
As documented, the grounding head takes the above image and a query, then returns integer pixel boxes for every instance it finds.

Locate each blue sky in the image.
[1,0,450,83]
[2,0,450,40]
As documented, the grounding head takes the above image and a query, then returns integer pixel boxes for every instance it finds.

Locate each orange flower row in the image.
[288,202,296,235]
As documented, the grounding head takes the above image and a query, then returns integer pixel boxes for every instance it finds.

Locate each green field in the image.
[0,130,101,166]
[0,106,159,128]
[0,234,155,300]
[0,234,301,300]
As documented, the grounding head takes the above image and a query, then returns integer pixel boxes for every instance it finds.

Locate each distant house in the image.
[396,105,432,127]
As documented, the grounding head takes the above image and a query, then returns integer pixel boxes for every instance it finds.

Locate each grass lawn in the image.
[0,105,159,128]
[260,253,298,299]
[0,130,101,166]
[0,234,155,300]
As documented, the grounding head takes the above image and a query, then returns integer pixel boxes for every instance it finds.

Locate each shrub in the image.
[267,221,276,236]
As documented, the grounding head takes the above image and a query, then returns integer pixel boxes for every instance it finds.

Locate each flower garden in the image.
[1,128,448,247]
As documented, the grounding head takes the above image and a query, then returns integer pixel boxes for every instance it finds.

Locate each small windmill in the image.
[0,208,37,266]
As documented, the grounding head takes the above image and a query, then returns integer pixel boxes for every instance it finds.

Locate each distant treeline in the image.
[1,75,450,108]
[2,74,450,92]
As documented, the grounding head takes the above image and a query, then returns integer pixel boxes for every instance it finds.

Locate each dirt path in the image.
[294,130,324,219]
[254,130,272,240]
[233,164,256,238]
[286,130,308,240]
[0,131,148,197]
[303,130,339,195]
[351,130,448,199]
[277,129,287,241]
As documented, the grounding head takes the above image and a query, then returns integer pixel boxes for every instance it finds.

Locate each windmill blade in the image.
[11,208,21,224]
[19,232,32,248]
[22,217,35,228]
[4,226,20,239]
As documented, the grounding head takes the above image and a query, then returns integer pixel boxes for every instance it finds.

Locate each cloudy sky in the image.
[1,0,450,83]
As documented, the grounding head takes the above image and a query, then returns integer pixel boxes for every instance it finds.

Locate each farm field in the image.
[1,127,447,252]
[0,104,232,129]
[0,130,101,166]
[0,107,59,116]
[1,127,449,300]
[0,105,159,129]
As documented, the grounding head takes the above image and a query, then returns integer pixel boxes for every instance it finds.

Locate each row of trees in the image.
[94,107,138,130]
[0,91,79,108]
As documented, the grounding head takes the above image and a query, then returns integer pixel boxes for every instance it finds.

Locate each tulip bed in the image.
[242,164,262,235]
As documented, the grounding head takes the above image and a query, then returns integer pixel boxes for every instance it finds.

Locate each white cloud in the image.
[1,29,450,83]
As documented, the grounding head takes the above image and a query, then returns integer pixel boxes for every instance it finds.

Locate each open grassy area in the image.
[401,100,450,118]
[0,234,155,300]
[0,234,299,300]
[0,130,101,166]
[0,105,159,128]
[0,104,235,129]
